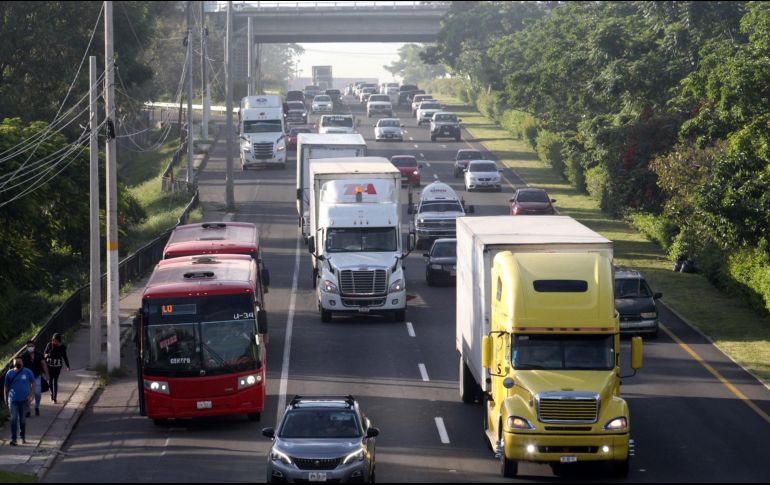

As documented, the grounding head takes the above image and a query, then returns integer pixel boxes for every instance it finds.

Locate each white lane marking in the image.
[418,363,430,382]
[419,153,425,159]
[426,162,431,167]
[406,321,415,337]
[414,144,419,149]
[435,417,451,444]
[277,229,302,420]
[409,136,414,141]
[441,144,447,149]
[433,174,438,180]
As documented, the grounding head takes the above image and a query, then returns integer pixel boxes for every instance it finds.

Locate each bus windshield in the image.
[143,294,260,377]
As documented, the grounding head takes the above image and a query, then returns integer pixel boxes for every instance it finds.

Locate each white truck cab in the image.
[308,158,407,323]
[239,95,287,169]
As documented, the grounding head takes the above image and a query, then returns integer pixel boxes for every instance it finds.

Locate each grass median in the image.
[435,95,770,385]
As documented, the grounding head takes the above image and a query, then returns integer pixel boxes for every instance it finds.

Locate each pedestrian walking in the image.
[4,357,35,446]
[44,333,70,403]
[20,340,49,417]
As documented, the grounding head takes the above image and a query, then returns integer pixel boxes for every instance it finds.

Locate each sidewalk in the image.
[0,276,149,480]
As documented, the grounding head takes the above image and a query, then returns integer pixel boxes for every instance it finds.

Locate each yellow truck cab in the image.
[456,216,642,478]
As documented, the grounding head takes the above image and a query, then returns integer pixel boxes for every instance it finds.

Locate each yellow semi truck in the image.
[456,216,642,478]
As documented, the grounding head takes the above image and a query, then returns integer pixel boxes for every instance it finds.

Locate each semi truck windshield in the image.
[243,120,282,133]
[143,294,261,376]
[326,227,397,253]
[511,335,614,371]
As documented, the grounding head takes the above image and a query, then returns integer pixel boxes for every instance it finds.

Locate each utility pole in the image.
[186,1,194,185]
[200,0,209,140]
[225,0,235,211]
[104,1,120,371]
[89,55,101,369]
[247,16,253,96]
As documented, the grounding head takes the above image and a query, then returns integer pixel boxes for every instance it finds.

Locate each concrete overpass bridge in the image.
[229,1,449,43]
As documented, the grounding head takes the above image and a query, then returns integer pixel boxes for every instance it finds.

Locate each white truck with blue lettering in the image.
[239,95,287,170]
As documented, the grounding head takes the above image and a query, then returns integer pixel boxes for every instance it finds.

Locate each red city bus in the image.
[135,254,269,424]
[164,222,262,260]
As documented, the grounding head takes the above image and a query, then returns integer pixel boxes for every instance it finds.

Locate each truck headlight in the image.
[277,143,286,152]
[603,417,628,431]
[342,448,365,465]
[388,279,404,293]
[323,280,339,294]
[507,416,535,430]
[270,449,292,465]
[640,312,657,319]
[238,374,262,390]
[144,380,170,395]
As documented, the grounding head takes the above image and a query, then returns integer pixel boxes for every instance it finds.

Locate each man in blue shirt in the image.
[4,357,35,446]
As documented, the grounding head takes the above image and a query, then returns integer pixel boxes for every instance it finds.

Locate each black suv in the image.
[614,269,663,338]
[285,90,305,103]
[453,149,482,178]
[263,395,379,483]
[430,112,462,142]
[398,84,419,106]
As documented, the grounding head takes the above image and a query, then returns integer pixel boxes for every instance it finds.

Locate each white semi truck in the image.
[296,134,367,241]
[238,95,287,169]
[307,157,408,323]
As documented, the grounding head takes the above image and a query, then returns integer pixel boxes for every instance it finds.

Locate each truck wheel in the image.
[460,356,481,404]
[247,412,261,422]
[426,270,434,286]
[501,447,519,478]
[393,309,406,323]
[321,309,332,323]
[611,458,630,478]
[430,135,436,142]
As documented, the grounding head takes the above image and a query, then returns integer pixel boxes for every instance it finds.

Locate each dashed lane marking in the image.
[406,322,415,338]
[418,363,430,382]
[435,417,450,444]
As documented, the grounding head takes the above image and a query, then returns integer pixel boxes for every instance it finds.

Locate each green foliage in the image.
[627,213,679,252]
[383,44,446,84]
[476,91,507,121]
[535,130,566,175]
[727,248,770,314]
[499,110,538,147]
[584,165,609,209]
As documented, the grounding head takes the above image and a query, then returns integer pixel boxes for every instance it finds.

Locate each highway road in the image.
[45,97,770,483]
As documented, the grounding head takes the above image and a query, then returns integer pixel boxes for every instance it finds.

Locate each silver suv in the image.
[263,395,379,483]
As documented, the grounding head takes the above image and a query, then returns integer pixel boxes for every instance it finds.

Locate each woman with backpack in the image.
[44,333,70,404]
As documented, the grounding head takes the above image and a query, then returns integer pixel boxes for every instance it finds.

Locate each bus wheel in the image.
[247,413,261,422]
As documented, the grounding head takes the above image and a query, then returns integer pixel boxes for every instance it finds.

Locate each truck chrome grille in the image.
[253,142,273,159]
[537,392,599,424]
[339,269,387,296]
[419,219,456,230]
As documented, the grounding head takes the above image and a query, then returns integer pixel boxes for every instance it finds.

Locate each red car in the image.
[510,188,557,215]
[391,155,422,187]
[287,126,312,151]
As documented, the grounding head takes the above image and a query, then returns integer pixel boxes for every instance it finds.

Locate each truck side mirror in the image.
[261,269,271,287]
[366,427,380,438]
[257,310,268,335]
[503,377,515,389]
[308,236,315,254]
[422,253,430,258]
[481,335,493,370]
[551,199,557,203]
[631,336,643,370]
[262,428,275,439]
[654,292,663,299]
[466,205,475,214]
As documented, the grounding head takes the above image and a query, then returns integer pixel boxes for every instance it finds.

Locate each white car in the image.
[411,94,434,116]
[374,118,404,142]
[359,87,377,104]
[311,95,333,114]
[367,94,393,117]
[318,114,356,134]
[464,159,502,192]
[416,101,443,126]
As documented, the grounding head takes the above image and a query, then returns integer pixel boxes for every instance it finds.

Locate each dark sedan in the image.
[453,149,482,178]
[615,269,662,338]
[424,238,456,286]
[287,126,312,151]
[510,188,557,215]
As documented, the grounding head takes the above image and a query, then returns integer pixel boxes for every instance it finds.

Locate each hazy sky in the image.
[296,42,407,82]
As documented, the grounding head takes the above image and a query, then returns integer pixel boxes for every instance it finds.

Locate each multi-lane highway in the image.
[45,97,770,483]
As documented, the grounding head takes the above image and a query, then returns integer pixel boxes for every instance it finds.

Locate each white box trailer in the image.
[296,134,367,240]
[455,216,613,392]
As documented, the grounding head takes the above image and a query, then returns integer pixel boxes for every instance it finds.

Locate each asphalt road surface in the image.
[46,97,770,483]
